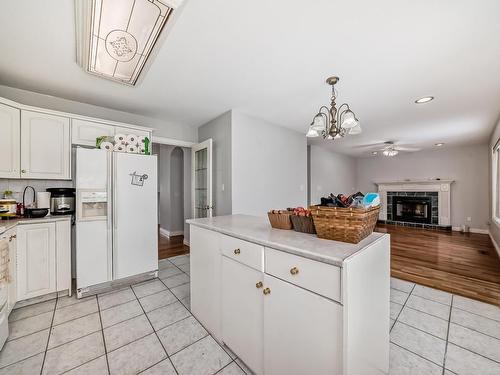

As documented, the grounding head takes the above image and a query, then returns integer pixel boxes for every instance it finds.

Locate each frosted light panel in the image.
[87,0,173,85]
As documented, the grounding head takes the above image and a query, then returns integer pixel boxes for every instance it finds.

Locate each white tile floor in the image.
[0,255,499,375]
[390,277,500,375]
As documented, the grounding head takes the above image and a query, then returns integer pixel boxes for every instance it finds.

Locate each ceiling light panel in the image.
[80,0,181,85]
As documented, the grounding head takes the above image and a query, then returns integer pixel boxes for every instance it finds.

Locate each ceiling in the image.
[1,0,499,156]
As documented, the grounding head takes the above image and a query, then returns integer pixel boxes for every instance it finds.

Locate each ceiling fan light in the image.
[340,110,357,129]
[383,149,398,157]
[310,114,326,131]
[306,127,320,138]
[349,123,362,135]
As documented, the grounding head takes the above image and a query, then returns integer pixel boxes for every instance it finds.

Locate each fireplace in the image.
[386,191,439,226]
[392,196,432,224]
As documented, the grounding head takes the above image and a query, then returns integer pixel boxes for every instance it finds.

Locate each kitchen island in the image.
[187,214,390,375]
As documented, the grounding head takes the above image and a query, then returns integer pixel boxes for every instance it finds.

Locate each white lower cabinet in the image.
[16,220,72,302]
[16,223,57,300]
[263,274,342,375]
[190,226,222,338]
[221,257,263,374]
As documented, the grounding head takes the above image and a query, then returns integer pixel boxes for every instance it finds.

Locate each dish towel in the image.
[0,238,9,285]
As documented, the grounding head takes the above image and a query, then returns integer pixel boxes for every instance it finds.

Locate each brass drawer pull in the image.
[263,287,271,295]
[290,267,299,275]
[256,281,263,289]
[234,248,241,255]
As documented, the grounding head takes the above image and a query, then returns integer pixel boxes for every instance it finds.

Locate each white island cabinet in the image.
[188,214,390,375]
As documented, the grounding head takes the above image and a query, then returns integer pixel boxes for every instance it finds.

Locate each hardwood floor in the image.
[158,233,189,260]
[376,224,500,305]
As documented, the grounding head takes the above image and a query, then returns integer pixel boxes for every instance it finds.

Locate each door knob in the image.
[256,281,263,289]
[290,267,299,275]
[263,288,271,295]
[234,248,241,255]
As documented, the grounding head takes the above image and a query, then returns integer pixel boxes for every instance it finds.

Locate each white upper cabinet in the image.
[21,110,71,180]
[0,103,20,178]
[114,126,150,138]
[72,118,114,146]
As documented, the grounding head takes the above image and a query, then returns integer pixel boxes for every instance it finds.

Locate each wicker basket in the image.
[268,211,293,230]
[310,205,380,243]
[290,215,316,234]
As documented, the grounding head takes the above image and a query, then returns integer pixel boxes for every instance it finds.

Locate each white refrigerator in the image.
[75,148,158,296]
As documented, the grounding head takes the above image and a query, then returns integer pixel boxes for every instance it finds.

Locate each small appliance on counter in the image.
[22,186,49,218]
[47,188,75,215]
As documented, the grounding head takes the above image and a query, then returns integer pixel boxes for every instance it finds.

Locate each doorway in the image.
[154,144,191,259]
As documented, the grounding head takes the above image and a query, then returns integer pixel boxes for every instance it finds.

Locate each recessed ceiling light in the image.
[435,143,444,147]
[415,96,434,104]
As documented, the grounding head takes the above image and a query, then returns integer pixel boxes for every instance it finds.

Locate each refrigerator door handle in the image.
[107,152,114,280]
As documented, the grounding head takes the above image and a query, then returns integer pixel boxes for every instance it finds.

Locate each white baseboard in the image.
[489,231,500,258]
[159,228,184,238]
[451,226,489,234]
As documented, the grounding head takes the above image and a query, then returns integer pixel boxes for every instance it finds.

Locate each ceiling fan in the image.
[355,141,421,157]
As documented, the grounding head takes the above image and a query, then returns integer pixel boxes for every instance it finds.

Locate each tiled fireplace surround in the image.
[377,180,453,230]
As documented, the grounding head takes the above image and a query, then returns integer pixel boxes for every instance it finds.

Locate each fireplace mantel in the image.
[375,180,454,226]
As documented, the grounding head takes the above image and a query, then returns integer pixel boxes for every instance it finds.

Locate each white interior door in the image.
[192,139,213,218]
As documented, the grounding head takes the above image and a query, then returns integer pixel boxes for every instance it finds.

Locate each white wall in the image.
[356,144,489,230]
[198,111,232,216]
[309,145,357,205]
[0,85,197,142]
[231,111,307,216]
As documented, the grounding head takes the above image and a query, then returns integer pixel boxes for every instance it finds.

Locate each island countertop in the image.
[187,214,388,267]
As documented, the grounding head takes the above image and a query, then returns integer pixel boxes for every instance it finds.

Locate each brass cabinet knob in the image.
[21,169,26,173]
[234,248,241,255]
[290,267,299,275]
[263,287,271,295]
[256,281,263,289]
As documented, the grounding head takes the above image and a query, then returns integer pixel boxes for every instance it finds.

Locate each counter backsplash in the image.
[0,179,74,203]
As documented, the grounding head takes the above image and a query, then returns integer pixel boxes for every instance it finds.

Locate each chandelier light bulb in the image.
[340,110,357,129]
[311,114,326,131]
[306,127,320,138]
[349,123,362,134]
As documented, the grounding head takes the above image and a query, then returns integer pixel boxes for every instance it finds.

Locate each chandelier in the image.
[307,76,361,139]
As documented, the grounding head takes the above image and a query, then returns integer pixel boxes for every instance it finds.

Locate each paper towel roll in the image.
[37,192,51,209]
[100,141,114,151]
[126,134,138,145]
[138,146,146,154]
[137,135,147,145]
[114,144,125,152]
[127,145,138,153]
[114,133,127,144]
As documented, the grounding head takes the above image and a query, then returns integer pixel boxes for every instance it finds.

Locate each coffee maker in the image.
[46,188,75,215]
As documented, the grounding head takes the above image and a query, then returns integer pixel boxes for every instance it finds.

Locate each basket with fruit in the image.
[290,207,316,234]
